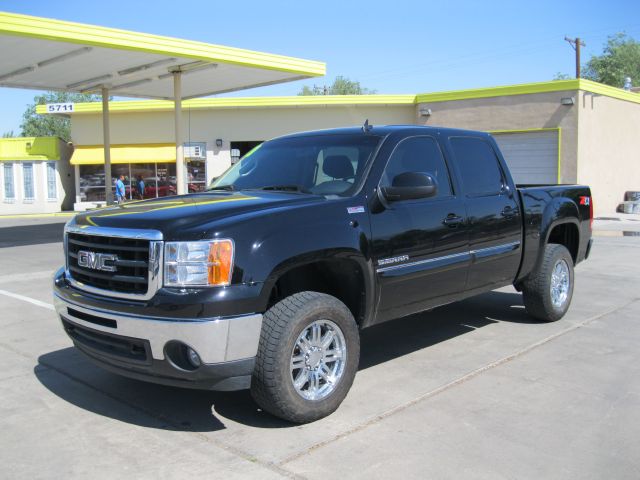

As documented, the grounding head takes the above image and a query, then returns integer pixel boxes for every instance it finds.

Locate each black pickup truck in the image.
[53,125,593,423]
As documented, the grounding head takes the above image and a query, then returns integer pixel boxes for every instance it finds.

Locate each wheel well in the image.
[268,260,366,325]
[548,223,579,263]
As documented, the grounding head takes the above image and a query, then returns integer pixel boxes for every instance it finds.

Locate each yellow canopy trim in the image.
[71,143,176,165]
[0,136,60,161]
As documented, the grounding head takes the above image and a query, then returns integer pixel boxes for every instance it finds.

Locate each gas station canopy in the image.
[0,11,325,99]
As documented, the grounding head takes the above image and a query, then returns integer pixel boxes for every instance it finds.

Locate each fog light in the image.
[186,347,201,367]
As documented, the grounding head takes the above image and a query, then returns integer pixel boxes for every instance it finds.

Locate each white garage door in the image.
[492,130,559,184]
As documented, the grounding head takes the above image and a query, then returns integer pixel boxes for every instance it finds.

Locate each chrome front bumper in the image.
[54,294,263,365]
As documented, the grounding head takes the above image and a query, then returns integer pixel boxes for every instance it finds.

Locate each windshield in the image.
[210,134,382,196]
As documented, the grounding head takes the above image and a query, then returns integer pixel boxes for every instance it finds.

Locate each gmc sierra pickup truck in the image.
[53,125,593,423]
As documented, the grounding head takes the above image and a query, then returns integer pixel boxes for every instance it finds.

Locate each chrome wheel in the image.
[290,319,347,401]
[550,259,570,308]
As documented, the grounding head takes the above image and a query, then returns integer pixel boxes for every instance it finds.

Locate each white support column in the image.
[101,87,113,204]
[173,71,186,195]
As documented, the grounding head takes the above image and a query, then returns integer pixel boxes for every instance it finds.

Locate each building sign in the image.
[46,103,74,113]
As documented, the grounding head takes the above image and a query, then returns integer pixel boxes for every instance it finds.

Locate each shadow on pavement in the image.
[0,222,65,248]
[35,290,530,431]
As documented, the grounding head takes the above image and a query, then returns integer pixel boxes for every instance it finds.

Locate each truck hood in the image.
[72,191,324,236]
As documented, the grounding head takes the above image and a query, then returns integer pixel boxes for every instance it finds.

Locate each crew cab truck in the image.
[53,125,593,423]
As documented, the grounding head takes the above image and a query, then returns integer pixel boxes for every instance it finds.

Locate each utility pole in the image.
[565,36,586,78]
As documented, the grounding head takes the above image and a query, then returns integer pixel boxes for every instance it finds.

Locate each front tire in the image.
[522,244,574,322]
[251,291,360,423]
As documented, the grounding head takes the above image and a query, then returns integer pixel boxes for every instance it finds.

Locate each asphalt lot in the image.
[1,215,639,479]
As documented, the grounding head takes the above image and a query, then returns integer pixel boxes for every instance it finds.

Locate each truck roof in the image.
[276,124,492,139]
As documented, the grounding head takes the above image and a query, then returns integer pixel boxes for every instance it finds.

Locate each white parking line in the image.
[0,289,54,311]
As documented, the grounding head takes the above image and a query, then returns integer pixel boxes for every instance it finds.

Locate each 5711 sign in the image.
[46,103,74,113]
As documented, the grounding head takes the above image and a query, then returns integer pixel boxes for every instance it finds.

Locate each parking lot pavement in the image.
[1,217,639,479]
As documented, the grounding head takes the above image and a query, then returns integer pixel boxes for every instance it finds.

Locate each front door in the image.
[370,135,470,324]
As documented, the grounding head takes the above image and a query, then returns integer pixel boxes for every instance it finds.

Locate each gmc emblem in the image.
[77,250,118,272]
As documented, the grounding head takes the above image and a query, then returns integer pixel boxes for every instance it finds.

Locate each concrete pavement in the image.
[0,216,639,479]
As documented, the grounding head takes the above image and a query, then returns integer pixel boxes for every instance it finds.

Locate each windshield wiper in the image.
[256,185,307,193]
[208,184,235,191]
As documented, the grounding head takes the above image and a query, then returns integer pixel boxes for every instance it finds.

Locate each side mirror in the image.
[382,172,438,201]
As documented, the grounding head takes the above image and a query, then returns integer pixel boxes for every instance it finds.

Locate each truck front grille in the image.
[67,232,150,295]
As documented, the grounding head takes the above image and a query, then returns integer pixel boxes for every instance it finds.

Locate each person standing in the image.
[136,175,145,200]
[115,174,126,204]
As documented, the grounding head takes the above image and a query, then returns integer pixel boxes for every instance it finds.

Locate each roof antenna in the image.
[362,119,373,133]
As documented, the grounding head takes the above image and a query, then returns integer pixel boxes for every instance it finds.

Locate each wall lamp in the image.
[419,107,432,117]
[215,139,223,147]
[561,97,575,106]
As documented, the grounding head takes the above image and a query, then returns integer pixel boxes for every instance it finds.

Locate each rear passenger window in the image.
[450,137,504,196]
[381,136,452,197]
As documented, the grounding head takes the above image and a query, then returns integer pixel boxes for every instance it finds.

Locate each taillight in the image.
[580,196,593,229]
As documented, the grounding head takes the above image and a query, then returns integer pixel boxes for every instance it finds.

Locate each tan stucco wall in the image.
[70,105,415,183]
[577,92,640,215]
[415,90,580,183]
[71,105,415,145]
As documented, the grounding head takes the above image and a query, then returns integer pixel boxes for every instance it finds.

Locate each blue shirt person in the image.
[115,175,126,203]
[136,176,145,200]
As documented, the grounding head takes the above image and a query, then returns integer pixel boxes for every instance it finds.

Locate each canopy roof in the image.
[0,11,325,100]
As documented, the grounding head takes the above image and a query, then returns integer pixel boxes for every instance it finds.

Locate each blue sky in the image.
[1,0,638,134]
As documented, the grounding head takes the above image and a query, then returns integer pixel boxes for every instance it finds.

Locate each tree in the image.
[20,91,101,141]
[553,72,572,81]
[2,130,15,138]
[298,76,376,95]
[582,33,640,88]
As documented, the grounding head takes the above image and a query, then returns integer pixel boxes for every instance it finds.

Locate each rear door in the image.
[446,135,522,292]
[370,135,469,323]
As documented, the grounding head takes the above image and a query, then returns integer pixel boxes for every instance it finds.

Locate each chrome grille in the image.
[67,232,150,294]
[64,226,163,300]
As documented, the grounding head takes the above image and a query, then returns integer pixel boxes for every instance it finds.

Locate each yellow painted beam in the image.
[37,94,418,115]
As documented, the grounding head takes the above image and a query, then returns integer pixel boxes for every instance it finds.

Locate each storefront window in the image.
[79,165,106,202]
[79,163,178,202]
[187,159,207,192]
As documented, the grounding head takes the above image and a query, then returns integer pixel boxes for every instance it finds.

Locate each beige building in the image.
[0,137,74,214]
[39,78,640,215]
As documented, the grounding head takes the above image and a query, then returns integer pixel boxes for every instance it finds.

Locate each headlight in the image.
[164,239,234,287]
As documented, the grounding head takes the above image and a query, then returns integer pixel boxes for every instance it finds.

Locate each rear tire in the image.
[522,244,574,322]
[251,291,360,423]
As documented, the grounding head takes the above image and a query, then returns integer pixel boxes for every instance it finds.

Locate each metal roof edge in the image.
[34,80,640,116]
[0,11,325,76]
[415,80,582,103]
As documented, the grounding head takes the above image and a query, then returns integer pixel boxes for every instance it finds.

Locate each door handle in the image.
[501,206,516,218]
[443,214,463,228]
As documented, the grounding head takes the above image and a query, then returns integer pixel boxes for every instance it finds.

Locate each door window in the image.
[381,136,452,197]
[450,137,504,196]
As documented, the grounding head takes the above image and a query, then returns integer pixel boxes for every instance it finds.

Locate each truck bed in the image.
[515,184,592,284]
